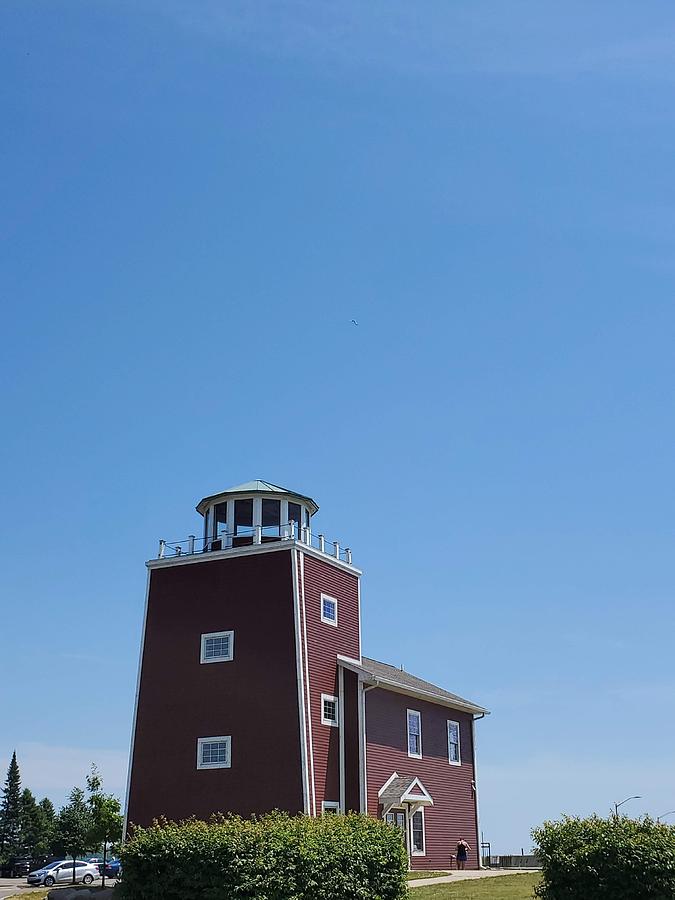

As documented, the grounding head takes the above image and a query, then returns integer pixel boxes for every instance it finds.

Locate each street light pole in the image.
[657,811,675,823]
[614,796,641,817]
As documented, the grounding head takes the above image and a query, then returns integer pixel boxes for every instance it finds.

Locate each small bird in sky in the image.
[351,319,358,326]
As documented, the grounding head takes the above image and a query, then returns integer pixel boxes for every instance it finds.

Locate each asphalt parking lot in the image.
[0,877,119,898]
[0,879,30,898]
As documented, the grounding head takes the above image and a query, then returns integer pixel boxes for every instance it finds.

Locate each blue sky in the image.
[2,0,675,851]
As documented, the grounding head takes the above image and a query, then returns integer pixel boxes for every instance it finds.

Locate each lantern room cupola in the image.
[196,480,319,550]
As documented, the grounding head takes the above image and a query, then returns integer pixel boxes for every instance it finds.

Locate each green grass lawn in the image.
[412,873,540,899]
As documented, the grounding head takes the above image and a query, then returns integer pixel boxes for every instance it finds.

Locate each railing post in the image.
[188,534,195,554]
[333,541,340,559]
[158,539,166,559]
[318,534,325,553]
[290,520,296,540]
[345,548,352,565]
[254,525,262,545]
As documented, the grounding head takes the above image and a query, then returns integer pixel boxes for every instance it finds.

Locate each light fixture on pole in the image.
[614,796,641,817]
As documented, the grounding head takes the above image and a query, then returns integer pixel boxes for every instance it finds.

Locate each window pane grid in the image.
[408,711,421,756]
[322,598,336,621]
[205,636,230,659]
[448,721,461,763]
[202,741,228,764]
[201,631,234,663]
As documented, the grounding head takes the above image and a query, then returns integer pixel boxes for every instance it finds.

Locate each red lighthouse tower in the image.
[126,480,363,826]
[126,480,487,871]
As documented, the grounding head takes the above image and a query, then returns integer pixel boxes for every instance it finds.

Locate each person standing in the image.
[456,837,471,870]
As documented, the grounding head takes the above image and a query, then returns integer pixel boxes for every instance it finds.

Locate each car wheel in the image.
[83,874,94,885]
[44,876,55,886]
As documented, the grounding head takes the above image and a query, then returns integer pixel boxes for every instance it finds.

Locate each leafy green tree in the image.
[86,766,123,888]
[0,751,22,861]
[54,787,94,883]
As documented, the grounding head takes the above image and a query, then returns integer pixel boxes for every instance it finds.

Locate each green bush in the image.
[119,812,408,900]
[533,814,675,900]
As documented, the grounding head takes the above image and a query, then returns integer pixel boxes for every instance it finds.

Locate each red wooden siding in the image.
[128,549,303,827]
[342,668,361,812]
[366,688,479,871]
[300,552,360,813]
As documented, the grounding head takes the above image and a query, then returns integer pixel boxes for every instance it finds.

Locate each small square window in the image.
[200,631,234,664]
[322,801,340,814]
[321,693,339,726]
[321,594,338,626]
[197,736,231,769]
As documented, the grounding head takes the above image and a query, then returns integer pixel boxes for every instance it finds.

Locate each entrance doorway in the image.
[385,809,407,852]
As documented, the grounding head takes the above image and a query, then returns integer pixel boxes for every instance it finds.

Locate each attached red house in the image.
[126,481,488,870]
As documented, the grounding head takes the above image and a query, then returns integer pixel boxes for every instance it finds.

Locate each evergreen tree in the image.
[20,789,54,859]
[0,751,22,861]
[38,798,56,855]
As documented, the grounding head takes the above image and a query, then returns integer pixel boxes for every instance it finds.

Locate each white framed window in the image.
[407,709,422,758]
[447,720,461,765]
[322,801,340,814]
[200,631,234,664]
[320,593,338,626]
[321,693,339,727]
[196,736,231,769]
[410,809,426,856]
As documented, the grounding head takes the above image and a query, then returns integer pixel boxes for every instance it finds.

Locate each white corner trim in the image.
[338,667,345,812]
[291,550,310,814]
[299,552,317,816]
[358,679,367,812]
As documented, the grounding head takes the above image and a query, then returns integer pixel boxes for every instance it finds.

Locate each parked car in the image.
[0,857,32,877]
[104,858,122,878]
[27,859,100,887]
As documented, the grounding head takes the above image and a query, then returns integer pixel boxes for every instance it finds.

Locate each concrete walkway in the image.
[409,868,540,888]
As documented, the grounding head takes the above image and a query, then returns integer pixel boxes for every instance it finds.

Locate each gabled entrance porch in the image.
[378,773,434,866]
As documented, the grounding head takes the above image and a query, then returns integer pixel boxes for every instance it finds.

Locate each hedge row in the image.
[119,812,408,900]
[533,814,675,900]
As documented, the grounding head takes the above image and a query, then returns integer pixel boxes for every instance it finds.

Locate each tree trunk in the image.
[102,837,107,889]
[72,854,77,885]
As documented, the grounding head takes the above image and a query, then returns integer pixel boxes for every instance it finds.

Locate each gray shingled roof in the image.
[379,775,417,809]
[196,480,319,515]
[360,657,488,714]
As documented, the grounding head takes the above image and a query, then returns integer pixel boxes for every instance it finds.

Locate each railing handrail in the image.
[157,525,353,565]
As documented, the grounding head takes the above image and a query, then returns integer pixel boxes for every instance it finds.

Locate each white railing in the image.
[157,522,353,565]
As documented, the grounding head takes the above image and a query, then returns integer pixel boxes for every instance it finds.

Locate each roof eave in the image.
[373,677,489,715]
[195,487,319,516]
